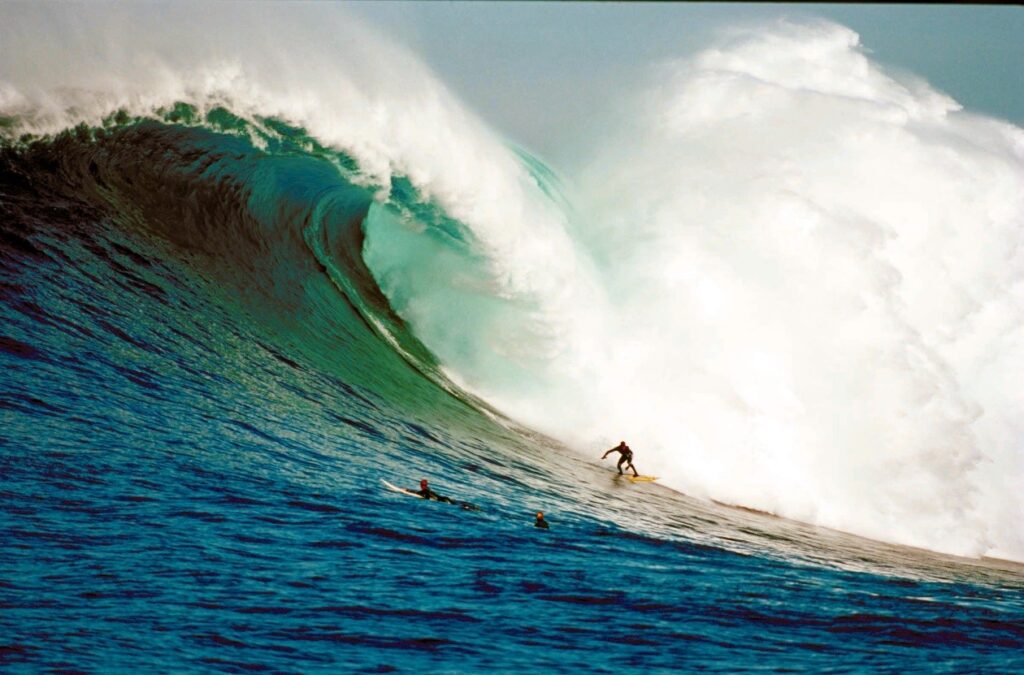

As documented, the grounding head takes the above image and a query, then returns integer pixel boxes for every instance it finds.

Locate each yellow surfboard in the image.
[625,475,658,483]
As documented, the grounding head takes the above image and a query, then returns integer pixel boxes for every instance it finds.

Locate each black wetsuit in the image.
[418,487,478,510]
[418,488,454,504]
[535,517,549,529]
[604,443,639,476]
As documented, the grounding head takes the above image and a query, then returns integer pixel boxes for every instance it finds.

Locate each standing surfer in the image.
[601,441,639,477]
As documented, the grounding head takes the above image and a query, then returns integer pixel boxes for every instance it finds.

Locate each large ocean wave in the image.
[2,5,1022,564]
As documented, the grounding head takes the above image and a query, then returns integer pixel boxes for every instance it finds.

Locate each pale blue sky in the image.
[347,3,1023,161]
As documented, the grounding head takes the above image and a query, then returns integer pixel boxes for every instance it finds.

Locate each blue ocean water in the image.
[2,111,1023,674]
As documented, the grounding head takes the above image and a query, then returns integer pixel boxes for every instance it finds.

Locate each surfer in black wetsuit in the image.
[417,479,479,511]
[417,479,454,503]
[602,441,639,477]
[535,511,549,529]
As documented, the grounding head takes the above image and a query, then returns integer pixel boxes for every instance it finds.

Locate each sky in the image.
[345,3,1024,163]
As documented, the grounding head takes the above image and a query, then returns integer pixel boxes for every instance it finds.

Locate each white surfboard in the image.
[382,479,424,498]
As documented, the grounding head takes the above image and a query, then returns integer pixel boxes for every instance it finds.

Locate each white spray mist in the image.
[553,20,1024,560]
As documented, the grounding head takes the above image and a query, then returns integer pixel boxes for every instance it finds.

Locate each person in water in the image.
[601,441,639,476]
[417,479,455,503]
[416,479,479,511]
[535,511,549,529]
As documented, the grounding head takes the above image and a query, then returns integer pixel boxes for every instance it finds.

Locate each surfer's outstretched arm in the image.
[603,441,629,459]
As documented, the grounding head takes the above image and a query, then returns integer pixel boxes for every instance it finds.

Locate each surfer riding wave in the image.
[602,441,639,477]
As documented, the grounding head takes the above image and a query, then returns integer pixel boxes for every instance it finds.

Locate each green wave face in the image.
[2,108,521,434]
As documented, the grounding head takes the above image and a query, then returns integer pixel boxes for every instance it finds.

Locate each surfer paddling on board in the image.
[417,479,453,503]
[415,479,479,511]
[602,441,639,477]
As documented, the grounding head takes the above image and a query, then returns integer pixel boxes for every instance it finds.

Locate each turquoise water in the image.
[2,110,1023,672]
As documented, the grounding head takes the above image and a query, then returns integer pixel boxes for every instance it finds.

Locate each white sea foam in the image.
[559,20,1024,561]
